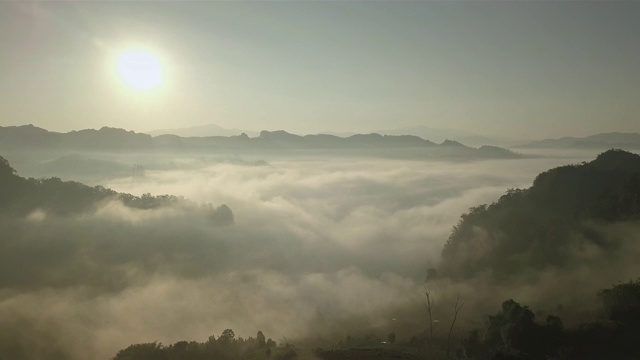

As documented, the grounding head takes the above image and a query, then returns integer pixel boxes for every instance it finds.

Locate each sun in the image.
[116,50,164,91]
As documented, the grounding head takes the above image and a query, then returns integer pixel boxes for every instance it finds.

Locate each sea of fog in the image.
[0,148,618,359]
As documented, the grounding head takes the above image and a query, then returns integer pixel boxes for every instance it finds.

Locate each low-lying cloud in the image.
[1,150,628,359]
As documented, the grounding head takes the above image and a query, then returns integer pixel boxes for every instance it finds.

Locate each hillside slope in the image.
[0,155,233,221]
[440,149,640,279]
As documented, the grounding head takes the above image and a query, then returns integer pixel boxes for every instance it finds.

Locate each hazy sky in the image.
[1,1,638,139]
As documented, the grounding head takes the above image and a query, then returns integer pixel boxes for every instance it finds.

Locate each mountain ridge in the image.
[0,154,233,223]
[517,132,640,149]
[145,123,523,147]
[0,125,519,159]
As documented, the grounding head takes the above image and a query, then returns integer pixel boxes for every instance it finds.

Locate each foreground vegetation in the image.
[113,329,294,360]
[111,280,640,360]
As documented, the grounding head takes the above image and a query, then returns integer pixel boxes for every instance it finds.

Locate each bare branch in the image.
[425,288,435,340]
[447,293,464,359]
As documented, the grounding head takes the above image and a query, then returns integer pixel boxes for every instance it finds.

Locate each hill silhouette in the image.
[517,132,640,149]
[0,125,519,159]
[0,154,233,222]
[148,123,259,137]
[440,149,640,280]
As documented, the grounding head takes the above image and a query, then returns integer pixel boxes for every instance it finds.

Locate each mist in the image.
[2,148,630,359]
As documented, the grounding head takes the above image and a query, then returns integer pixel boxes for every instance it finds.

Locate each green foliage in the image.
[485,300,537,352]
[256,331,266,348]
[337,334,383,349]
[218,329,236,343]
[272,344,297,360]
[0,155,232,223]
[119,192,182,210]
[113,342,165,360]
[113,329,289,360]
[598,279,640,324]
[0,155,16,177]
[441,150,640,279]
[464,299,562,360]
[463,281,640,359]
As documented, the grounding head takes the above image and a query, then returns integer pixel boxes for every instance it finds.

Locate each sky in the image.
[0,1,639,139]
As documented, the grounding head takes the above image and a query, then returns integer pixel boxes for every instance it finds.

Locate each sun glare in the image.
[116,50,164,91]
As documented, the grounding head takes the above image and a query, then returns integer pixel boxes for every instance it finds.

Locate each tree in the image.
[426,268,438,282]
[425,288,435,341]
[257,331,266,347]
[598,279,640,324]
[113,342,165,360]
[446,293,463,359]
[218,329,236,343]
[387,332,396,345]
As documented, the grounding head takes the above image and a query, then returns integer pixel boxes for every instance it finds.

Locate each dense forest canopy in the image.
[0,155,233,291]
[461,279,640,360]
[111,329,295,360]
[441,149,640,280]
[0,154,233,220]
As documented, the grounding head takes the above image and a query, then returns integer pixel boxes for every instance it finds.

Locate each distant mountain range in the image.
[373,125,522,147]
[517,132,640,149]
[147,123,522,148]
[144,123,640,150]
[0,125,519,159]
[148,123,259,138]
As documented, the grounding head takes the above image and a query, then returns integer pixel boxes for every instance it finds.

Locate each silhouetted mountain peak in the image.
[63,127,153,149]
[590,149,640,172]
[148,123,257,137]
[17,124,48,132]
[0,124,49,135]
[259,130,299,139]
[440,139,466,147]
[0,124,55,147]
[99,126,137,134]
[71,127,150,137]
[356,133,383,139]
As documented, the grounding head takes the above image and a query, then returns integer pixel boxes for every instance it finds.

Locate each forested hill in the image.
[440,149,640,280]
[0,155,233,223]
